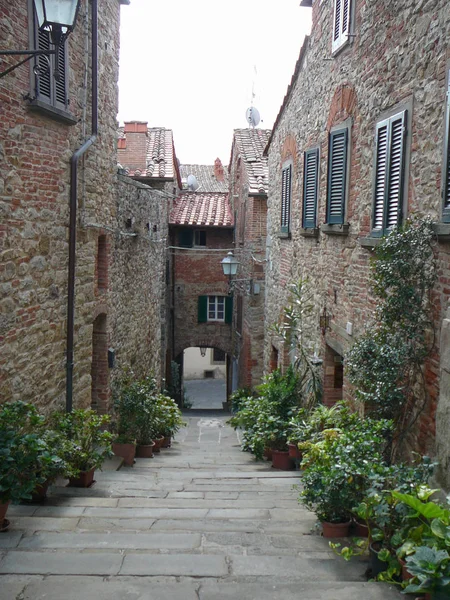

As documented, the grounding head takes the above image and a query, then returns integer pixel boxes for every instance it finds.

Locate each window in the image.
[194,230,206,246]
[178,229,193,247]
[443,69,450,222]
[30,0,69,112]
[326,128,348,224]
[372,111,407,236]
[332,0,351,54]
[212,348,226,363]
[198,295,232,324]
[302,149,319,229]
[281,162,292,234]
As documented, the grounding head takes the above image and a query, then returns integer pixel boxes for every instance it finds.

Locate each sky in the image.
[118,1,312,166]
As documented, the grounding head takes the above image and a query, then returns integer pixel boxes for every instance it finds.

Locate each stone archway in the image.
[91,313,109,414]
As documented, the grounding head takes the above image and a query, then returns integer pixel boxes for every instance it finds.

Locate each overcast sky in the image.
[118,1,312,165]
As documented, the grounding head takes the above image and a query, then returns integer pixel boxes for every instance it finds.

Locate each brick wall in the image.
[264,0,450,467]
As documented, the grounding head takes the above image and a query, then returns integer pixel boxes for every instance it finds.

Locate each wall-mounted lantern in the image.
[199,345,208,357]
[0,0,81,79]
[319,306,332,335]
[221,251,253,295]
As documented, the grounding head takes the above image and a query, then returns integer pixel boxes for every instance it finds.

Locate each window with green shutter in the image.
[198,296,208,323]
[281,163,292,234]
[302,149,319,229]
[443,70,450,222]
[198,296,231,323]
[372,111,407,236]
[326,129,348,225]
[30,0,69,111]
[179,229,193,247]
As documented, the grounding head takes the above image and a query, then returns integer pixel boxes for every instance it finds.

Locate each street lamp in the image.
[0,0,80,79]
[221,252,254,295]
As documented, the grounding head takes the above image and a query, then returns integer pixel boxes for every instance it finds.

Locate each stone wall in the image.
[264,0,450,473]
[0,1,168,413]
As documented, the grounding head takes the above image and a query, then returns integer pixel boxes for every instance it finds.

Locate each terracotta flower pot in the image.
[288,442,302,460]
[161,436,171,448]
[0,500,10,523]
[69,467,95,488]
[322,520,352,538]
[271,449,295,470]
[263,447,273,461]
[136,442,155,458]
[153,437,164,453]
[351,519,369,538]
[30,479,51,503]
[112,441,136,466]
[398,557,413,581]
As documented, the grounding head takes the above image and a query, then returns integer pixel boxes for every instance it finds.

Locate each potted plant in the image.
[0,402,66,514]
[152,393,185,447]
[403,547,450,599]
[51,409,113,487]
[111,372,146,465]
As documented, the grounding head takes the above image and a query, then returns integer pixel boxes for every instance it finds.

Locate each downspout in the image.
[66,0,98,412]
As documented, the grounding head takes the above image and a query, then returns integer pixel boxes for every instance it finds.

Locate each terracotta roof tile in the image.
[232,128,271,195]
[118,127,176,180]
[170,193,234,227]
[180,164,229,193]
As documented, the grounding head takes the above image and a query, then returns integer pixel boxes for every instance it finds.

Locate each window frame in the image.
[326,123,350,225]
[28,0,75,123]
[371,108,409,237]
[442,66,450,222]
[194,230,206,247]
[332,0,352,55]
[280,159,293,235]
[207,296,226,322]
[302,148,319,229]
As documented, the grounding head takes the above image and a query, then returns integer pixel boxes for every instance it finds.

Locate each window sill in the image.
[359,236,383,249]
[28,99,77,126]
[277,231,291,239]
[432,223,450,242]
[321,223,350,236]
[300,227,319,238]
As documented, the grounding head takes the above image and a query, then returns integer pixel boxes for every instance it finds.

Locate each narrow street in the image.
[0,415,400,600]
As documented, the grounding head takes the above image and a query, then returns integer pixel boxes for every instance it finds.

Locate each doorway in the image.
[182,346,227,409]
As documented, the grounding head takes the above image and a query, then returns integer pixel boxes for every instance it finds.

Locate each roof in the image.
[231,128,272,195]
[264,37,310,156]
[118,126,177,180]
[179,164,228,193]
[170,193,234,228]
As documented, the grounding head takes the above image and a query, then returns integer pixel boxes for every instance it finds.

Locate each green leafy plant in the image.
[152,394,185,438]
[403,546,450,595]
[0,402,66,503]
[50,409,113,477]
[345,217,436,458]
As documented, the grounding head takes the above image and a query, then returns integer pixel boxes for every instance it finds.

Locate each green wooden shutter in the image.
[302,149,319,229]
[179,229,193,247]
[372,111,406,236]
[281,164,292,234]
[36,29,52,102]
[225,296,233,324]
[198,296,207,323]
[443,70,450,221]
[326,129,348,224]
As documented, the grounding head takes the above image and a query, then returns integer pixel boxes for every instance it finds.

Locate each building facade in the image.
[228,128,271,390]
[0,1,168,413]
[264,0,450,486]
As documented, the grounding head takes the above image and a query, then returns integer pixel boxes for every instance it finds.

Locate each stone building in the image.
[228,128,271,390]
[169,161,235,396]
[264,0,450,486]
[0,1,169,413]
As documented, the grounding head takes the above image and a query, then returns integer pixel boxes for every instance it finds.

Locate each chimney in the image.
[119,121,148,172]
[214,158,225,182]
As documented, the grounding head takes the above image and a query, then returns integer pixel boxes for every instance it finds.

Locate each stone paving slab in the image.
[45,497,119,507]
[120,554,228,576]
[0,532,22,549]
[82,507,209,519]
[229,554,365,580]
[77,517,156,531]
[18,532,202,550]
[0,551,123,575]
[198,582,402,600]
[8,517,80,531]
[17,577,199,600]
[33,506,86,517]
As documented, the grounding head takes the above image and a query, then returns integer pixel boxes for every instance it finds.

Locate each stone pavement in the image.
[0,414,401,599]
[184,378,226,409]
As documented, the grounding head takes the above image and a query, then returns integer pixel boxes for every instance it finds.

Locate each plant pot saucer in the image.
[0,519,10,533]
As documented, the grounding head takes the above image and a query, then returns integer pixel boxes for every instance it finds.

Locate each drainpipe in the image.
[66,0,98,412]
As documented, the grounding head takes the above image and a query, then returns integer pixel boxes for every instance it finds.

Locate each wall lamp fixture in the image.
[0,0,80,80]
[220,251,253,295]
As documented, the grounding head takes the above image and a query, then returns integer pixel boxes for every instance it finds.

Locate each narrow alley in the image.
[0,415,400,600]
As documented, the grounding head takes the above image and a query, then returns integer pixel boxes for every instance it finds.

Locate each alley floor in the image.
[0,415,401,600]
